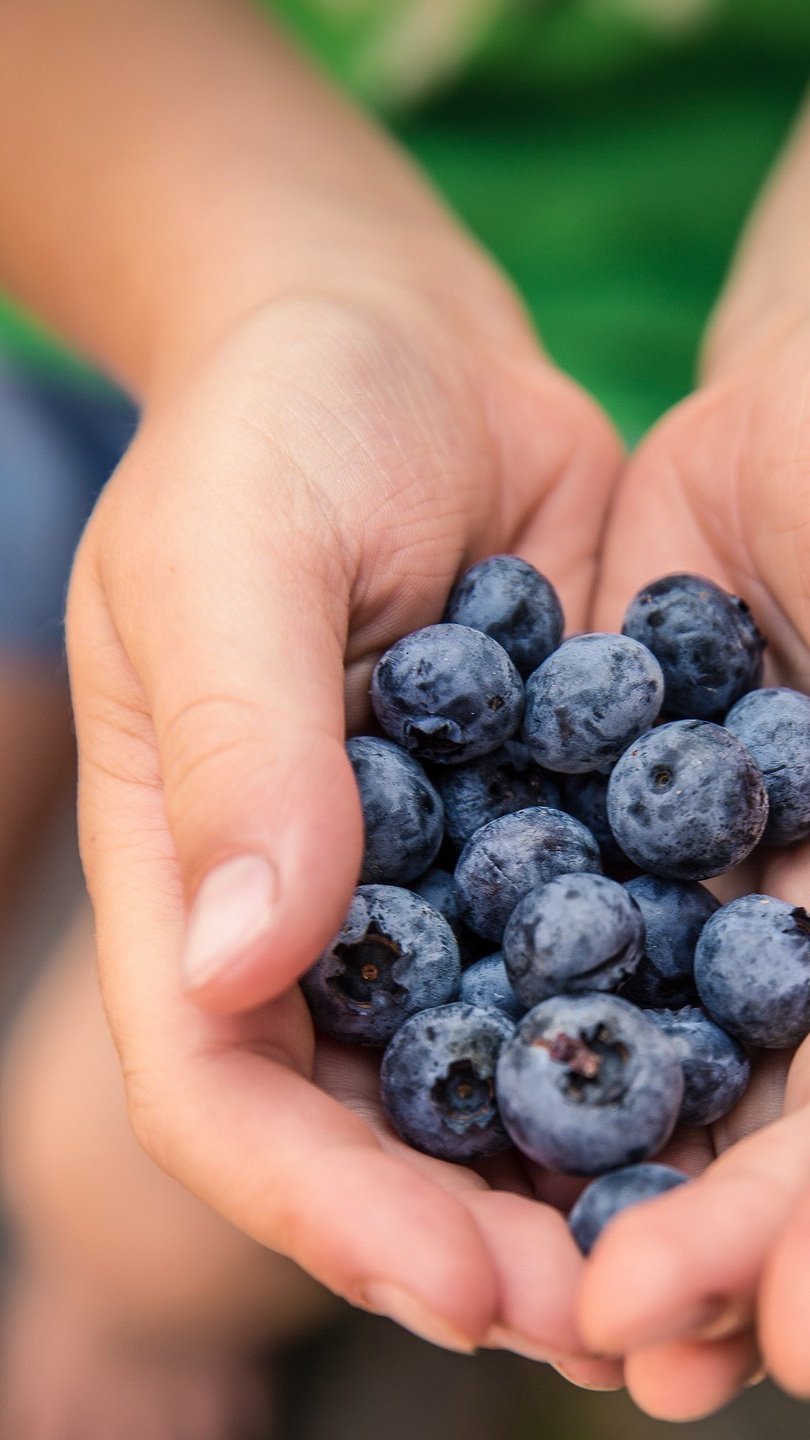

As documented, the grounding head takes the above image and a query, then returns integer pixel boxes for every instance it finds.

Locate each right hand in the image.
[67,275,622,1373]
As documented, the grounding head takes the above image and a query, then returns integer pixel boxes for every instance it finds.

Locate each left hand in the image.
[582,310,810,1420]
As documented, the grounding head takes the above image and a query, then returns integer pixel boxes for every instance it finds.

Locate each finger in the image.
[469,1190,625,1387]
[485,362,622,632]
[591,396,742,634]
[578,1108,810,1356]
[465,1191,588,1356]
[73,736,500,1354]
[760,1181,810,1396]
[624,1331,761,1421]
[69,426,364,1015]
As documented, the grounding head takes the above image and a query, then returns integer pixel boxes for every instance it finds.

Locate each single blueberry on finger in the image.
[606,720,768,880]
[443,554,564,678]
[695,894,810,1048]
[371,623,523,764]
[454,806,602,943]
[496,993,684,1174]
[301,885,460,1045]
[503,873,645,1007]
[568,1163,688,1255]
[347,736,444,885]
[622,573,764,720]
[725,686,810,846]
[380,1002,515,1160]
[523,633,664,774]
[644,1005,750,1126]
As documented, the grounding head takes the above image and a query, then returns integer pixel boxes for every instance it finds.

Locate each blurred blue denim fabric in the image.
[0,361,137,654]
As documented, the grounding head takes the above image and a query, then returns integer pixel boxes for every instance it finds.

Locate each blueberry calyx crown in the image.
[534,1024,629,1105]
[329,921,407,1011]
[431,1060,497,1134]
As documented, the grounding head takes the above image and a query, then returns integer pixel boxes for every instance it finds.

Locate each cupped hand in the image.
[66,286,622,1369]
[582,316,810,1418]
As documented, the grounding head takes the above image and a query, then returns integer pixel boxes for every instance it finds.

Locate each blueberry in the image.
[562,770,631,873]
[435,738,561,849]
[380,1002,515,1160]
[459,953,525,1022]
[347,737,444,885]
[443,555,564,678]
[619,875,719,1009]
[301,885,460,1045]
[725,687,810,846]
[408,866,463,932]
[409,865,485,965]
[454,806,602,943]
[503,874,645,1006]
[622,573,764,720]
[644,1005,750,1126]
[371,623,523,765]
[496,993,684,1174]
[523,633,664,774]
[606,720,768,880]
[568,1163,688,1255]
[695,894,810,1049]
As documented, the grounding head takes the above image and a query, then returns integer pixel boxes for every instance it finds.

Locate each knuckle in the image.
[160,691,268,806]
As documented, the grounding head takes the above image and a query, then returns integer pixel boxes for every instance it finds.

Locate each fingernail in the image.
[745,1365,766,1388]
[181,854,276,990]
[360,1282,476,1354]
[551,1359,625,1392]
[486,1324,565,1364]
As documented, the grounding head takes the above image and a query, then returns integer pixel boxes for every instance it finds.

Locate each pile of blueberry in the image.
[301,559,810,1254]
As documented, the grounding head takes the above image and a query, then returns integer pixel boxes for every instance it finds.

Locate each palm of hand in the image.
[582,325,810,1416]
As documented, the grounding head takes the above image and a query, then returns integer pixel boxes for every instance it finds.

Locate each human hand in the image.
[67,283,623,1369]
[582,311,810,1418]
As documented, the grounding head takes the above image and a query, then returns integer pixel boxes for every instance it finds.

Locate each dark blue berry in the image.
[523,633,663,774]
[454,806,602,943]
[695,894,810,1049]
[619,875,719,1009]
[568,1163,688,1255]
[496,993,684,1174]
[301,885,460,1045]
[622,573,764,720]
[347,736,444,885]
[443,555,564,678]
[370,623,523,765]
[606,720,768,880]
[644,1005,750,1126]
[562,771,631,874]
[435,738,560,849]
[459,953,525,1022]
[503,874,645,1007]
[408,866,463,932]
[380,1002,515,1160]
[725,687,810,846]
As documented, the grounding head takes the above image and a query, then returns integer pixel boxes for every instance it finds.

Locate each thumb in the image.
[69,469,363,1015]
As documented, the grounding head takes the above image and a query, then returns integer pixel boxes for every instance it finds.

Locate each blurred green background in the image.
[4,0,810,447]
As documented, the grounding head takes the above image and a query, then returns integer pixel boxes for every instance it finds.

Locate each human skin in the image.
[4,0,810,1419]
[581,94,810,1418]
[0,0,622,1381]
